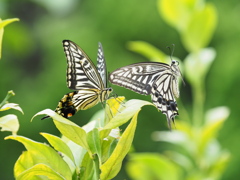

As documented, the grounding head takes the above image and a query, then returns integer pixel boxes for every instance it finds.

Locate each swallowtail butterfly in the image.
[109,60,181,128]
[42,40,112,120]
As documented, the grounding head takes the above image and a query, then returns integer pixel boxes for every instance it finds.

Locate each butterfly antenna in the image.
[166,44,175,62]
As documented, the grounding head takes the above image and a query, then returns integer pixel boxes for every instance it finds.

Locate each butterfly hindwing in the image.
[97,42,107,88]
[150,72,178,128]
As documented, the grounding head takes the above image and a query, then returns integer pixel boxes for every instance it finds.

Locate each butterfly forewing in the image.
[110,62,170,95]
[97,42,107,88]
[63,40,104,90]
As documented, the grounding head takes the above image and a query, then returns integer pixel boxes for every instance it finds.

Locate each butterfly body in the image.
[109,60,181,128]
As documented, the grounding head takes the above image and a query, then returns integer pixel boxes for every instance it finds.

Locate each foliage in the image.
[0,90,23,135]
[0,18,19,59]
[125,0,230,179]
[6,97,154,180]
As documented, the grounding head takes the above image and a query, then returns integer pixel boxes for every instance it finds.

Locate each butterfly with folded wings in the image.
[42,40,112,120]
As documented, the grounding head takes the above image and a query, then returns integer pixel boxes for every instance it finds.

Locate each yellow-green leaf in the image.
[104,99,152,130]
[126,153,181,180]
[127,41,167,63]
[41,133,76,166]
[0,18,19,59]
[79,152,94,180]
[5,135,72,180]
[87,128,102,158]
[100,112,139,180]
[16,163,65,180]
[158,0,196,31]
[0,103,24,114]
[32,109,89,151]
[182,3,217,52]
[0,114,19,135]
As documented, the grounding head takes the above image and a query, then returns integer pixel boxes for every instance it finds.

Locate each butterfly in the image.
[41,40,113,120]
[109,60,182,128]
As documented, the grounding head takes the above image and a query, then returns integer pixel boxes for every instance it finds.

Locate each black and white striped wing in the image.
[63,40,104,90]
[97,42,107,88]
[151,72,179,128]
[109,62,170,95]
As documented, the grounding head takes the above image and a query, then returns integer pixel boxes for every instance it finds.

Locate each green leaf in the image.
[126,153,181,180]
[41,133,76,167]
[32,109,89,151]
[0,18,19,59]
[158,0,196,31]
[5,135,72,180]
[184,48,216,87]
[0,103,24,114]
[104,99,153,129]
[0,18,20,29]
[199,106,230,152]
[100,128,120,163]
[100,112,139,180]
[127,41,168,62]
[182,3,217,52]
[0,114,19,135]
[16,163,65,180]
[87,128,102,158]
[79,152,94,180]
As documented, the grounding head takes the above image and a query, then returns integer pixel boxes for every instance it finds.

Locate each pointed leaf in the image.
[79,152,94,180]
[5,135,72,179]
[158,0,195,31]
[126,153,181,180]
[199,107,230,152]
[127,41,167,62]
[184,48,216,86]
[0,18,19,59]
[87,128,101,158]
[32,109,89,151]
[182,3,217,52]
[100,112,139,180]
[41,133,76,166]
[104,99,152,129]
[0,103,24,114]
[0,18,20,29]
[16,163,65,180]
[0,114,19,135]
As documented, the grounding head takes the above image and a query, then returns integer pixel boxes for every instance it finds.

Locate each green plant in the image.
[126,0,230,179]
[6,97,155,180]
[0,90,23,135]
[0,18,19,59]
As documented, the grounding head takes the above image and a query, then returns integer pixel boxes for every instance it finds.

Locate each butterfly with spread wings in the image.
[42,40,112,120]
[109,60,182,128]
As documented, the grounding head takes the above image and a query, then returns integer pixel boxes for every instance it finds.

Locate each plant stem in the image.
[0,90,15,108]
[192,80,205,127]
[93,154,100,180]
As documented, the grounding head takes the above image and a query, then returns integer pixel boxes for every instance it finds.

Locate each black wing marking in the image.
[63,40,104,90]
[97,42,107,88]
[109,62,170,95]
[151,73,178,129]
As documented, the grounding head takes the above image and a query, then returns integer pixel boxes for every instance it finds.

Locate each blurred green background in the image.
[1,0,240,179]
